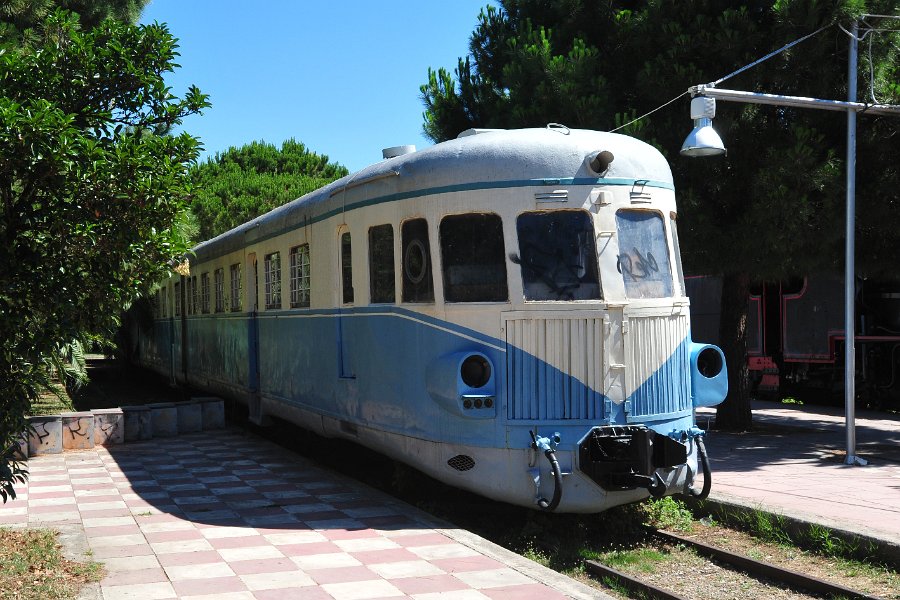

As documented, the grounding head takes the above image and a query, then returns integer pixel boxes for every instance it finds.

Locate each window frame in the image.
[230,263,242,312]
[368,224,395,304]
[515,209,602,302]
[214,268,225,313]
[615,208,674,299]
[439,212,508,303]
[191,275,198,315]
[341,232,354,305]
[289,244,311,308]
[201,272,210,314]
[401,218,434,303]
[264,251,282,310]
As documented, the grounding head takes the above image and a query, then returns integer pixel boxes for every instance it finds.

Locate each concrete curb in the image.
[688,492,900,570]
[54,523,102,600]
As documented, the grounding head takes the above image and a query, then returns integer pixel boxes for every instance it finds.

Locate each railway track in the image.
[584,528,885,600]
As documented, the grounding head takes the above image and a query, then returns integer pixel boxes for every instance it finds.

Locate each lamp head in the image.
[680,96,726,157]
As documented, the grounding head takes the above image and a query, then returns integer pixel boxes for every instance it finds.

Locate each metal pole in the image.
[687,86,900,116]
[844,20,866,466]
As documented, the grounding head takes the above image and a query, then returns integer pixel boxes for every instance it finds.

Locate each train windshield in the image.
[515,210,601,301]
[615,209,673,298]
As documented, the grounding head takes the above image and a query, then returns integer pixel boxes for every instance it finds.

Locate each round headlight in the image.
[461,355,491,388]
[697,347,724,378]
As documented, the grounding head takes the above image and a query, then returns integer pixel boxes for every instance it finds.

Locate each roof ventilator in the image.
[588,150,615,174]
[382,145,416,159]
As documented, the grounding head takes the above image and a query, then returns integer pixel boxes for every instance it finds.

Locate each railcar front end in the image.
[138,127,727,513]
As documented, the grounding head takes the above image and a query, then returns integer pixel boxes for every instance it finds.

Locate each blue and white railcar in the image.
[139,126,727,513]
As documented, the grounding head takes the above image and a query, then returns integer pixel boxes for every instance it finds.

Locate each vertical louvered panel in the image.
[625,313,691,420]
[504,314,605,421]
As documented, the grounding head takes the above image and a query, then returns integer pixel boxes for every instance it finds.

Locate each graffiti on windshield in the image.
[615,210,672,298]
[617,248,659,281]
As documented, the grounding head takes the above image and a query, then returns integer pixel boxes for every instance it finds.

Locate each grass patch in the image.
[641,496,694,532]
[805,523,859,558]
[0,528,103,599]
[595,548,668,574]
[29,384,75,416]
[716,506,793,546]
[781,397,804,406]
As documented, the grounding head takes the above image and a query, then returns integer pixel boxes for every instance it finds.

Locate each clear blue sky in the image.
[139,1,493,173]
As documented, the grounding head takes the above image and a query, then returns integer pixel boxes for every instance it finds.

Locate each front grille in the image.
[504,313,605,420]
[624,313,691,421]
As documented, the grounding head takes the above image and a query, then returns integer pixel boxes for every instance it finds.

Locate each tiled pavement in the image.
[0,429,604,600]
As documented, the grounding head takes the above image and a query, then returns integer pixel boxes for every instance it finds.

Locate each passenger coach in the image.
[137,126,727,512]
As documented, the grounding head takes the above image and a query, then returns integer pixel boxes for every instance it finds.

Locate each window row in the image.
[344,212,602,304]
[156,261,244,318]
[344,209,676,304]
[153,208,677,318]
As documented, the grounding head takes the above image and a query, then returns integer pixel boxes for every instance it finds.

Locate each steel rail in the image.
[653,529,886,600]
[583,559,689,600]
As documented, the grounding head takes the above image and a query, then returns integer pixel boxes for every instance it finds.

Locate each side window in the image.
[174,281,182,316]
[264,251,281,309]
[341,232,353,304]
[516,211,601,301]
[401,218,434,303]
[440,213,507,302]
[186,276,194,315]
[290,244,311,308]
[214,268,224,313]
[161,286,168,318]
[615,210,673,299]
[191,275,198,315]
[368,224,395,304]
[201,272,210,314]
[230,263,242,312]
[670,213,686,297]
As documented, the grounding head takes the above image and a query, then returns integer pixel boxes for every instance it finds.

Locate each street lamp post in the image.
[844,20,860,465]
[681,17,900,466]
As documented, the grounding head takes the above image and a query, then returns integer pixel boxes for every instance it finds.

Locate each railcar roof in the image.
[192,127,673,262]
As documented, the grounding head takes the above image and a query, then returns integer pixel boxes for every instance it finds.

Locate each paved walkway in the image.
[699,400,900,548]
[3,401,898,598]
[0,429,603,600]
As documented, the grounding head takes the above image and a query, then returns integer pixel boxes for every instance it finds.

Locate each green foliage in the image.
[0,10,208,500]
[641,496,696,532]
[728,507,794,546]
[0,447,27,503]
[44,338,89,392]
[189,139,348,240]
[0,0,149,46]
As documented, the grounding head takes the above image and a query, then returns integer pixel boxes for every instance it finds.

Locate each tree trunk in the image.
[714,271,753,431]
